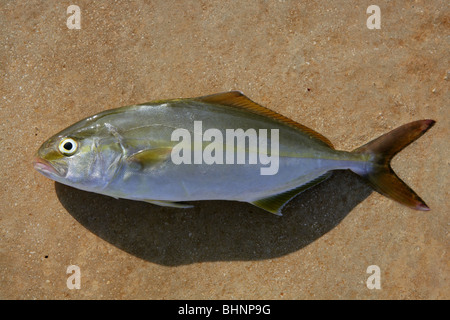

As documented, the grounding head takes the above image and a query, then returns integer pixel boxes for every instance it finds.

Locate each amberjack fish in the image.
[33,91,435,215]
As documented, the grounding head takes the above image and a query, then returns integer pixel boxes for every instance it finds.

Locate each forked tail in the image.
[353,120,435,211]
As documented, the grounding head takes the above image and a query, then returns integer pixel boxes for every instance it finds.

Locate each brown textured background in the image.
[1,0,448,299]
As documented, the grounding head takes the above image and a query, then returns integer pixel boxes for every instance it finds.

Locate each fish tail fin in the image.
[352,120,435,211]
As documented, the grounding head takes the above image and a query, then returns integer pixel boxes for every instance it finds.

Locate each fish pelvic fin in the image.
[353,120,435,211]
[144,200,194,209]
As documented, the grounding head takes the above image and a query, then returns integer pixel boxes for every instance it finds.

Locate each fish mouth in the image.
[33,157,62,178]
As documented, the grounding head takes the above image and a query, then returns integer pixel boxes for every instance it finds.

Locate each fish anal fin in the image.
[251,172,332,215]
[195,91,334,149]
[144,200,194,209]
[127,147,172,168]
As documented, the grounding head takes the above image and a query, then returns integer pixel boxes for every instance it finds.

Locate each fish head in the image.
[33,115,123,192]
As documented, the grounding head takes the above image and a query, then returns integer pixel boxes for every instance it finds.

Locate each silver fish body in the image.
[34,91,434,214]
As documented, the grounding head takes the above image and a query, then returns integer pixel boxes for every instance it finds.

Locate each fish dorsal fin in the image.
[194,91,334,149]
[251,172,332,215]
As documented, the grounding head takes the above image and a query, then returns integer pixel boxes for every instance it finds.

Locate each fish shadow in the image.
[55,170,372,266]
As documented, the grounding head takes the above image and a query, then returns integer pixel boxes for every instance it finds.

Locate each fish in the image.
[33,91,435,215]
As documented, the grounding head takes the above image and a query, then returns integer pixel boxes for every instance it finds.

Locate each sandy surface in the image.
[1,0,448,299]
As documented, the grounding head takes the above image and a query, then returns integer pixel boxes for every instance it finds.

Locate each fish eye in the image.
[58,138,78,156]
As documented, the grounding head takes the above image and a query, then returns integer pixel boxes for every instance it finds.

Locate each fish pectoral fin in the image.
[144,200,194,209]
[127,147,172,168]
[251,172,332,215]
